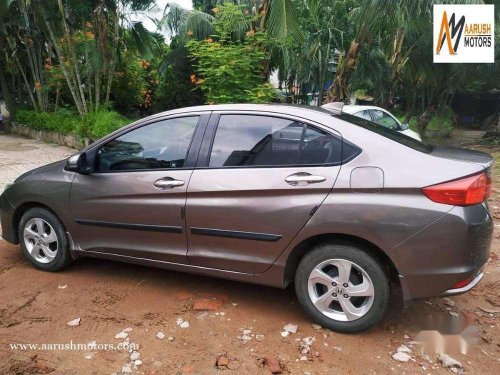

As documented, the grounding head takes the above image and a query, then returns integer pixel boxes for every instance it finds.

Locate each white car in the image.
[322,104,422,141]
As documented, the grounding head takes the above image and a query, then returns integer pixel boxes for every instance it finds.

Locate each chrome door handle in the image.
[154,177,185,189]
[285,173,326,186]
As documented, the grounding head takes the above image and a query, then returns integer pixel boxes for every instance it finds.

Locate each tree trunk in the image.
[325,40,360,103]
[43,18,85,116]
[16,58,38,111]
[417,105,435,136]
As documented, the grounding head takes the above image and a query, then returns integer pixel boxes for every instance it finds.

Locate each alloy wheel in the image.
[307,258,375,321]
[23,218,59,264]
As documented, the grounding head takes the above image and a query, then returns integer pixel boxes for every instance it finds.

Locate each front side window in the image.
[370,110,399,130]
[209,115,341,167]
[96,116,199,171]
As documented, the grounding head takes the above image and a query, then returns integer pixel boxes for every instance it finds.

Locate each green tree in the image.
[187,3,275,103]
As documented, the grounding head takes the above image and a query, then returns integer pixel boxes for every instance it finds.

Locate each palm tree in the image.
[325,0,486,104]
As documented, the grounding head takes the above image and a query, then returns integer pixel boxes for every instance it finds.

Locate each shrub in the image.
[427,106,454,131]
[15,109,80,134]
[14,108,130,140]
[78,109,130,140]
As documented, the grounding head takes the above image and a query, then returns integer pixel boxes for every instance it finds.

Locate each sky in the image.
[134,0,193,37]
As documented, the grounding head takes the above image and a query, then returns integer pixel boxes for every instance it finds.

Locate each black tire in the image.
[18,207,72,272]
[295,242,390,333]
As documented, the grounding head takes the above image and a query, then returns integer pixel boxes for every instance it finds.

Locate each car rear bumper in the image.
[0,191,17,244]
[441,270,484,296]
[392,203,492,301]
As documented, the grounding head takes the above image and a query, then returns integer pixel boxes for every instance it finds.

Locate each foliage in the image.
[186,3,275,104]
[15,108,129,140]
[78,108,130,140]
[112,53,150,114]
[15,109,80,134]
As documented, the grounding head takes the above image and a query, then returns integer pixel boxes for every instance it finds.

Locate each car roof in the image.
[342,105,387,114]
[146,103,337,119]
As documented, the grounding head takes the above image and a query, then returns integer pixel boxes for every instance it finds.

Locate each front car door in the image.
[69,114,208,263]
[186,112,343,273]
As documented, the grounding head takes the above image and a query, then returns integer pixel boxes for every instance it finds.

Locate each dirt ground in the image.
[0,138,499,375]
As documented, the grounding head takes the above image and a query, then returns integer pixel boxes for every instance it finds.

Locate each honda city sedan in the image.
[0,104,493,332]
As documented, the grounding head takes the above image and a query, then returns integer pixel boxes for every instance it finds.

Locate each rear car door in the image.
[186,112,343,273]
[70,114,208,263]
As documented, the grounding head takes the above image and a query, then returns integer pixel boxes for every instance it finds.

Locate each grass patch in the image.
[14,108,131,140]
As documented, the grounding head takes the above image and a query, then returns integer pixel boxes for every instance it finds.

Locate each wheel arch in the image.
[284,233,401,287]
[12,202,64,243]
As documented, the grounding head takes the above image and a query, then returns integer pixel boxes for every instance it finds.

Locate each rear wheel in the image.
[295,242,390,333]
[18,207,72,271]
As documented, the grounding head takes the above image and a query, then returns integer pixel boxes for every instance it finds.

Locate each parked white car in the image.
[322,103,421,141]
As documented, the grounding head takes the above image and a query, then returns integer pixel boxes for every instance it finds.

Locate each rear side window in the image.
[370,109,399,130]
[354,110,372,121]
[339,113,433,153]
[209,115,342,167]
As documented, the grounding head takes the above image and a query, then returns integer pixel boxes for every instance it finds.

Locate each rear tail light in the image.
[450,276,474,289]
[422,172,492,206]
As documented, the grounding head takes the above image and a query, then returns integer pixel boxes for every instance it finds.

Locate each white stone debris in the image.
[122,363,132,373]
[176,317,190,328]
[283,323,299,334]
[156,331,166,339]
[396,345,411,354]
[437,353,462,370]
[392,352,412,362]
[299,336,315,357]
[114,331,128,339]
[238,329,252,343]
[130,351,140,361]
[67,318,80,327]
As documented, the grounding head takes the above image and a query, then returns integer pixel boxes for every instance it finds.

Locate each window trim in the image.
[198,111,345,170]
[88,113,210,174]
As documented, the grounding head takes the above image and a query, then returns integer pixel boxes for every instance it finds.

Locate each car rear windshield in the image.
[338,113,434,154]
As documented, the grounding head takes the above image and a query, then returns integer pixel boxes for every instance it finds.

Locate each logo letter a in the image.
[436,11,455,55]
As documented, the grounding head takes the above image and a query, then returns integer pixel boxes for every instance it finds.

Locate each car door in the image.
[70,114,208,264]
[186,112,343,273]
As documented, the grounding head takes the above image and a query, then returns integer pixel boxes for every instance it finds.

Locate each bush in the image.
[427,106,454,131]
[14,108,130,140]
[78,109,130,140]
[15,109,80,134]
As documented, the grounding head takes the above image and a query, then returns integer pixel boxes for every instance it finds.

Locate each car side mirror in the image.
[400,123,409,130]
[66,153,92,174]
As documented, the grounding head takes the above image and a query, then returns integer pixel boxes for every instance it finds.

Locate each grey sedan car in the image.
[0,104,493,332]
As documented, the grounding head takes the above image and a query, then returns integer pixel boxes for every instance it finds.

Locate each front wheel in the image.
[18,207,72,272]
[295,242,390,333]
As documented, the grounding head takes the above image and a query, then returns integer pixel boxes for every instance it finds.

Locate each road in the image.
[0,131,498,374]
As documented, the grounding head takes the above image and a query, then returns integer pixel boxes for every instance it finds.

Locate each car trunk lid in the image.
[430,146,493,172]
